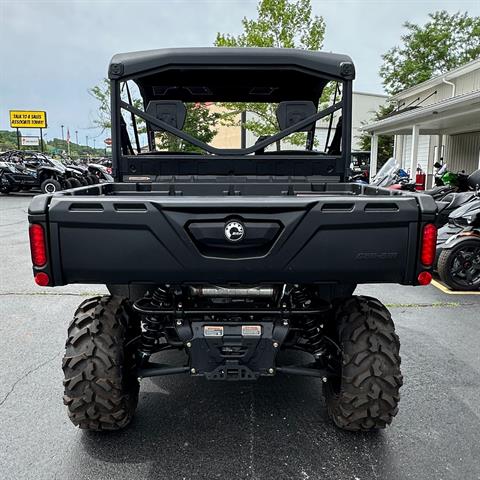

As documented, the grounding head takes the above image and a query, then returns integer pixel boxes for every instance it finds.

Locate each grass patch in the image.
[386,302,459,308]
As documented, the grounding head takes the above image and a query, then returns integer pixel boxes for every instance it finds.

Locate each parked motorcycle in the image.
[424,168,470,200]
[434,170,480,227]
[436,198,480,291]
[369,158,402,187]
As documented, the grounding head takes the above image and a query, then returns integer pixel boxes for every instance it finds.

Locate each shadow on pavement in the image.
[78,351,394,480]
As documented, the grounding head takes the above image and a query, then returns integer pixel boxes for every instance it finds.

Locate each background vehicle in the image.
[436,199,480,290]
[0,160,37,194]
[28,48,438,433]
[87,163,113,182]
[434,169,480,226]
[350,150,370,182]
[427,167,470,199]
[369,158,407,187]
[1,150,68,193]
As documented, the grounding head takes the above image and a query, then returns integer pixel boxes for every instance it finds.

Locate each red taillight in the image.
[34,272,50,286]
[421,223,437,266]
[29,224,47,267]
[417,271,432,285]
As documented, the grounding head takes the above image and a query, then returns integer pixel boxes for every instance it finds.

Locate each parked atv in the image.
[436,199,480,290]
[0,161,37,194]
[2,150,68,193]
[64,164,90,187]
[88,163,114,183]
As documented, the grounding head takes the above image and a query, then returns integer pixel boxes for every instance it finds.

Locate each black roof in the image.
[108,47,355,81]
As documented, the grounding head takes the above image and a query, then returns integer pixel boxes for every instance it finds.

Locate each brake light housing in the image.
[29,223,47,267]
[420,223,437,267]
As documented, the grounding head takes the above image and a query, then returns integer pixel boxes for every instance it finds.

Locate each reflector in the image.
[34,272,50,286]
[417,271,432,286]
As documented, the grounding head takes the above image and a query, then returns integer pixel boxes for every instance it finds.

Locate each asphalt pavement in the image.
[1,193,479,480]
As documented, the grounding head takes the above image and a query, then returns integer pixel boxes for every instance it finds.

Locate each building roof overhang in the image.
[362,91,480,136]
[388,58,480,102]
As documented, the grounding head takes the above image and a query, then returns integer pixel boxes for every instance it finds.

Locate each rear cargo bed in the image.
[29,181,437,286]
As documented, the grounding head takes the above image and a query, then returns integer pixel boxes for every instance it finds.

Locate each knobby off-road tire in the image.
[64,178,74,190]
[88,174,100,184]
[63,296,140,431]
[69,178,83,188]
[324,296,403,431]
[40,178,61,194]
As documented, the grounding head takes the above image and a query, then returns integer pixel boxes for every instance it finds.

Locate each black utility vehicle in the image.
[0,160,37,193]
[2,150,69,193]
[28,48,438,432]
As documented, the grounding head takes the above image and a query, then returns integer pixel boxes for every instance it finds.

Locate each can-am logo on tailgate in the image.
[224,220,245,242]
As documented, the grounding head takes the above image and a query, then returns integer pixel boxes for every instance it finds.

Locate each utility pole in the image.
[86,135,89,147]
[61,125,64,141]
[93,138,96,151]
[75,130,78,145]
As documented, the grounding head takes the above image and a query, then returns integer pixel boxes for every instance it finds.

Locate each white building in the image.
[363,58,480,186]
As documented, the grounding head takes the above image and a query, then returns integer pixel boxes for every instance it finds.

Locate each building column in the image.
[410,125,420,175]
[428,134,443,188]
[370,134,379,178]
[434,134,443,165]
[396,135,404,167]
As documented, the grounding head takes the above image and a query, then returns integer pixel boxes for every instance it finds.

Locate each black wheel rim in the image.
[450,245,480,287]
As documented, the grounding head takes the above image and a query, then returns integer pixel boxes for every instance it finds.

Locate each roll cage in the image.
[109,48,355,182]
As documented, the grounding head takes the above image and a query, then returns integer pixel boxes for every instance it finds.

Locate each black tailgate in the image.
[41,194,429,286]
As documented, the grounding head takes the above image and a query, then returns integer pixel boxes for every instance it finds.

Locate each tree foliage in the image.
[89,80,220,151]
[0,130,19,151]
[0,130,105,158]
[89,79,113,131]
[155,103,221,152]
[380,11,480,95]
[358,104,395,165]
[215,0,329,147]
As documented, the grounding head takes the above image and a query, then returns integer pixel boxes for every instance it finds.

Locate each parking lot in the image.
[1,193,480,480]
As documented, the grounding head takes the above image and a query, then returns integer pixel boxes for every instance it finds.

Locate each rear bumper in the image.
[28,184,437,286]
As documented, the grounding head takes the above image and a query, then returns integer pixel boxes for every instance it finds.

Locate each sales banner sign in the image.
[10,110,47,128]
[21,136,40,146]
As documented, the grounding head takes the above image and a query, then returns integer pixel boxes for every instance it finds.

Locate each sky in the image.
[1,0,479,146]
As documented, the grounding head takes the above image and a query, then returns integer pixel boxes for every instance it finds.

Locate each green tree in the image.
[380,11,480,95]
[89,79,144,132]
[0,130,19,150]
[155,103,221,153]
[215,0,329,148]
[89,79,113,131]
[89,80,220,152]
[358,104,395,166]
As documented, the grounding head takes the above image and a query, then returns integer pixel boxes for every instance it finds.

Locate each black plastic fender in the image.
[441,230,480,251]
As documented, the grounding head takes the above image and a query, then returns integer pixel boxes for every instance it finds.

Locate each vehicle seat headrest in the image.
[146,100,186,131]
[276,101,316,131]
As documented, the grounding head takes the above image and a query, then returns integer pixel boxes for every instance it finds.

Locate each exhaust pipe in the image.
[189,286,275,298]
